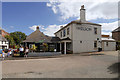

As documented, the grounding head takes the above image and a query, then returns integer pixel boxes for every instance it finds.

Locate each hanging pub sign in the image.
[76,26,92,31]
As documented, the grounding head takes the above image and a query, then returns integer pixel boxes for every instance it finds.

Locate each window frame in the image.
[67,27,69,35]
[94,41,97,48]
[94,28,97,34]
[63,29,66,37]
[61,31,62,37]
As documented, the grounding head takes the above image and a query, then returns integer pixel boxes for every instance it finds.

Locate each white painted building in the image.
[0,35,9,49]
[101,35,116,51]
[55,5,102,54]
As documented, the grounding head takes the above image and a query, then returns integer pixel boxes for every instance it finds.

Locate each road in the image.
[2,51,119,78]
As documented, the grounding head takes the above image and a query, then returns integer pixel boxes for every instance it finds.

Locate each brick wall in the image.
[112,32,120,41]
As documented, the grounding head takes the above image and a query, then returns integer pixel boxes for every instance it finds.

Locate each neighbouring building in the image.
[54,5,102,54]
[0,27,9,49]
[112,27,120,50]
[112,27,120,41]
[0,35,9,49]
[23,27,60,52]
[101,35,116,51]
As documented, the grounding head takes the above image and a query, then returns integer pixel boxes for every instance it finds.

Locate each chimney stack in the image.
[80,5,86,22]
[60,26,63,29]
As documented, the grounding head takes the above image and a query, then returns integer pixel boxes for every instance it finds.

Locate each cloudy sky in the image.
[2,0,119,36]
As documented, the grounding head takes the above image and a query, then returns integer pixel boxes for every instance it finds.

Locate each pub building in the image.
[23,26,61,52]
[23,5,116,54]
[55,5,102,54]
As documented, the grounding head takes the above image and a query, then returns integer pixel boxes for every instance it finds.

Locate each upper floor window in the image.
[63,29,66,37]
[61,31,62,37]
[94,28,97,34]
[67,28,69,35]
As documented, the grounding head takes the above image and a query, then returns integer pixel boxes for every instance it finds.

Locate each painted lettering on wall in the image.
[76,27,92,31]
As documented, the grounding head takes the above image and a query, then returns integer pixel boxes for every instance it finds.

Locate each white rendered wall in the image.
[102,41,116,51]
[55,25,72,40]
[72,23,101,53]
[0,41,9,49]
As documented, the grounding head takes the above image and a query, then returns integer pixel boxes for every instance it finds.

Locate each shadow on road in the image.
[107,62,120,74]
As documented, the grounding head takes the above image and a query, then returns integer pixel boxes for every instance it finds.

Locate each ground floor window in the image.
[94,41,97,48]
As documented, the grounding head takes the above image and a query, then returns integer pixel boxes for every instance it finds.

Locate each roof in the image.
[102,38,116,42]
[23,29,51,43]
[61,37,71,41]
[23,28,61,43]
[112,27,120,33]
[54,20,101,34]
[51,37,61,43]
[0,27,10,37]
[0,35,8,42]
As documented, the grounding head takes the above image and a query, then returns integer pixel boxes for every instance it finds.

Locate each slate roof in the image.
[102,38,116,42]
[23,29,52,43]
[61,37,71,41]
[23,28,60,43]
[112,27,120,32]
[51,37,61,43]
[55,19,101,34]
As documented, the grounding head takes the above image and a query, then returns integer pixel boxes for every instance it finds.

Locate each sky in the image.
[2,0,119,36]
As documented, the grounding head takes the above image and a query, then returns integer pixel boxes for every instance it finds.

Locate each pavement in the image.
[1,51,119,78]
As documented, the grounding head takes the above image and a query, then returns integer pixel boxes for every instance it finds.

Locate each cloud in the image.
[44,24,66,36]
[29,21,118,37]
[46,0,118,21]
[100,20,118,36]
[29,24,66,36]
[29,25,44,31]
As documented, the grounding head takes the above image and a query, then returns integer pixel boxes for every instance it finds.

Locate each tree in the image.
[10,32,27,45]
[5,35,15,46]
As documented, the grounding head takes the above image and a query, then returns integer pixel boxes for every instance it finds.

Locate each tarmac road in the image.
[2,51,119,78]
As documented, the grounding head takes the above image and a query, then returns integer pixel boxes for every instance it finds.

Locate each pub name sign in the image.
[76,27,92,31]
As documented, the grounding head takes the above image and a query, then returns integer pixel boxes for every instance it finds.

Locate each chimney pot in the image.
[36,26,39,30]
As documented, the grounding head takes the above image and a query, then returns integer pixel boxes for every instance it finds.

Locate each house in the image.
[0,35,9,49]
[55,5,102,54]
[23,5,116,54]
[112,27,120,50]
[112,27,120,41]
[0,27,9,49]
[101,35,116,51]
